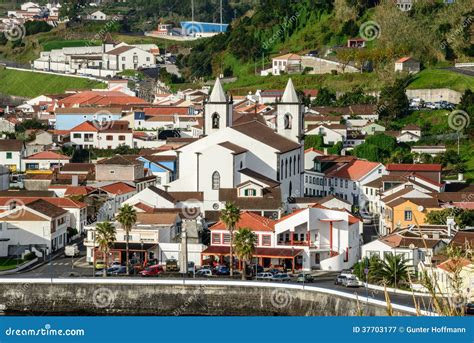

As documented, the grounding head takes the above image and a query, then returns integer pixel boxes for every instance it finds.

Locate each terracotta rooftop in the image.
[24,151,70,160]
[100,182,136,195]
[210,211,275,232]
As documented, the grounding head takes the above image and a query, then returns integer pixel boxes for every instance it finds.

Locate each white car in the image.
[64,244,79,257]
[196,269,212,277]
[256,272,273,280]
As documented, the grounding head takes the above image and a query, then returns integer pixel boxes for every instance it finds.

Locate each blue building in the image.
[180,21,229,35]
[138,155,177,183]
[55,108,123,130]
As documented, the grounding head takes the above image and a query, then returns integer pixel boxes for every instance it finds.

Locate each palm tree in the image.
[117,204,137,275]
[234,228,257,280]
[377,254,410,288]
[95,221,116,277]
[219,202,240,276]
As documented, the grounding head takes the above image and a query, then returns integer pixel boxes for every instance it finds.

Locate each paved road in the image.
[2,257,430,311]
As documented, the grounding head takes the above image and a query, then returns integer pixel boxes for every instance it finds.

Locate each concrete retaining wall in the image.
[406,88,462,104]
[0,279,421,316]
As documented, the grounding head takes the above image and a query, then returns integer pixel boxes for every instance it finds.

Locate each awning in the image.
[201,245,302,258]
[109,242,157,251]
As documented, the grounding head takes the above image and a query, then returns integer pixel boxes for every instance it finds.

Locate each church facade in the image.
[168,78,304,216]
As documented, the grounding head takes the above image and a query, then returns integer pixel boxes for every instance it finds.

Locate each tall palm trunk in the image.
[125,226,130,275]
[241,260,246,280]
[103,250,108,277]
[229,227,233,276]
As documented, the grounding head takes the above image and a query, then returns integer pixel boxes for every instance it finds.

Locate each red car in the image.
[139,264,164,276]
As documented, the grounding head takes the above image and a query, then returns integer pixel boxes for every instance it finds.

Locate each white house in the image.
[0,199,69,257]
[22,151,70,172]
[271,54,302,75]
[306,124,347,145]
[87,10,107,20]
[0,140,25,172]
[70,120,133,149]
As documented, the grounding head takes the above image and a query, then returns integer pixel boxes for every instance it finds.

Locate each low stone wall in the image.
[0,279,418,316]
[406,88,462,104]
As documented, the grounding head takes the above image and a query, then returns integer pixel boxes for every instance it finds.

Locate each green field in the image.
[407,69,474,92]
[41,40,101,52]
[0,68,106,98]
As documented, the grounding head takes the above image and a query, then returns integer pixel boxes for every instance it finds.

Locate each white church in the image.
[167,78,305,217]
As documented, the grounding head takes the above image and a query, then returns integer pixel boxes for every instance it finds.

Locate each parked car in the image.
[334,275,347,285]
[267,268,283,275]
[342,275,360,288]
[139,264,164,277]
[271,273,291,281]
[256,272,274,280]
[165,259,179,272]
[95,260,106,270]
[111,266,128,276]
[196,269,213,277]
[95,266,119,276]
[296,273,314,283]
[65,244,79,257]
[215,266,230,276]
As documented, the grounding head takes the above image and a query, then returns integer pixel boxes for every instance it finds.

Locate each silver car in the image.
[343,275,360,288]
[256,272,273,280]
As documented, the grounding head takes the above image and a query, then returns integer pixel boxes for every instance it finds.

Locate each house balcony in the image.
[277,240,310,247]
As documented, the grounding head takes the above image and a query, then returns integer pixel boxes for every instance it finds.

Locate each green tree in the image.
[304,134,324,149]
[95,221,116,277]
[377,254,410,288]
[312,87,336,106]
[233,227,257,280]
[353,143,381,161]
[220,202,241,277]
[117,204,137,275]
[426,208,474,229]
[377,79,410,120]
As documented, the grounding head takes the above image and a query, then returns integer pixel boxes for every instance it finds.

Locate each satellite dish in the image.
[417,205,424,212]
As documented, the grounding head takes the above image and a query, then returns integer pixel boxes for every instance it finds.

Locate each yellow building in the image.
[383,197,442,233]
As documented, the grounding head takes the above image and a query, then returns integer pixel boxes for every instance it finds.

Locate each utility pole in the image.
[191,0,194,22]
[220,0,223,32]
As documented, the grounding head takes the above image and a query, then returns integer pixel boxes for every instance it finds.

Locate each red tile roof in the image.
[99,182,136,195]
[70,121,99,132]
[0,197,86,209]
[144,107,190,116]
[60,91,148,107]
[437,258,470,272]
[210,211,275,232]
[326,160,381,181]
[386,164,442,172]
[64,186,97,196]
[24,151,70,160]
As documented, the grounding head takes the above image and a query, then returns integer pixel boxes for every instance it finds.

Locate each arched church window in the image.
[293,156,296,175]
[285,159,288,179]
[212,171,220,190]
[289,158,292,177]
[284,113,292,129]
[212,113,220,129]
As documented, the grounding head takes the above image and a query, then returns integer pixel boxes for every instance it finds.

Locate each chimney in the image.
[447,216,455,237]
[323,148,328,155]
[72,175,79,187]
[458,173,464,182]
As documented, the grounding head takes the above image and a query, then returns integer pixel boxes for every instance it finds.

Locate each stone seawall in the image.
[0,279,415,316]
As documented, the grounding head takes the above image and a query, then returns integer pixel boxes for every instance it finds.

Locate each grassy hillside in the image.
[0,68,105,98]
[407,69,474,92]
